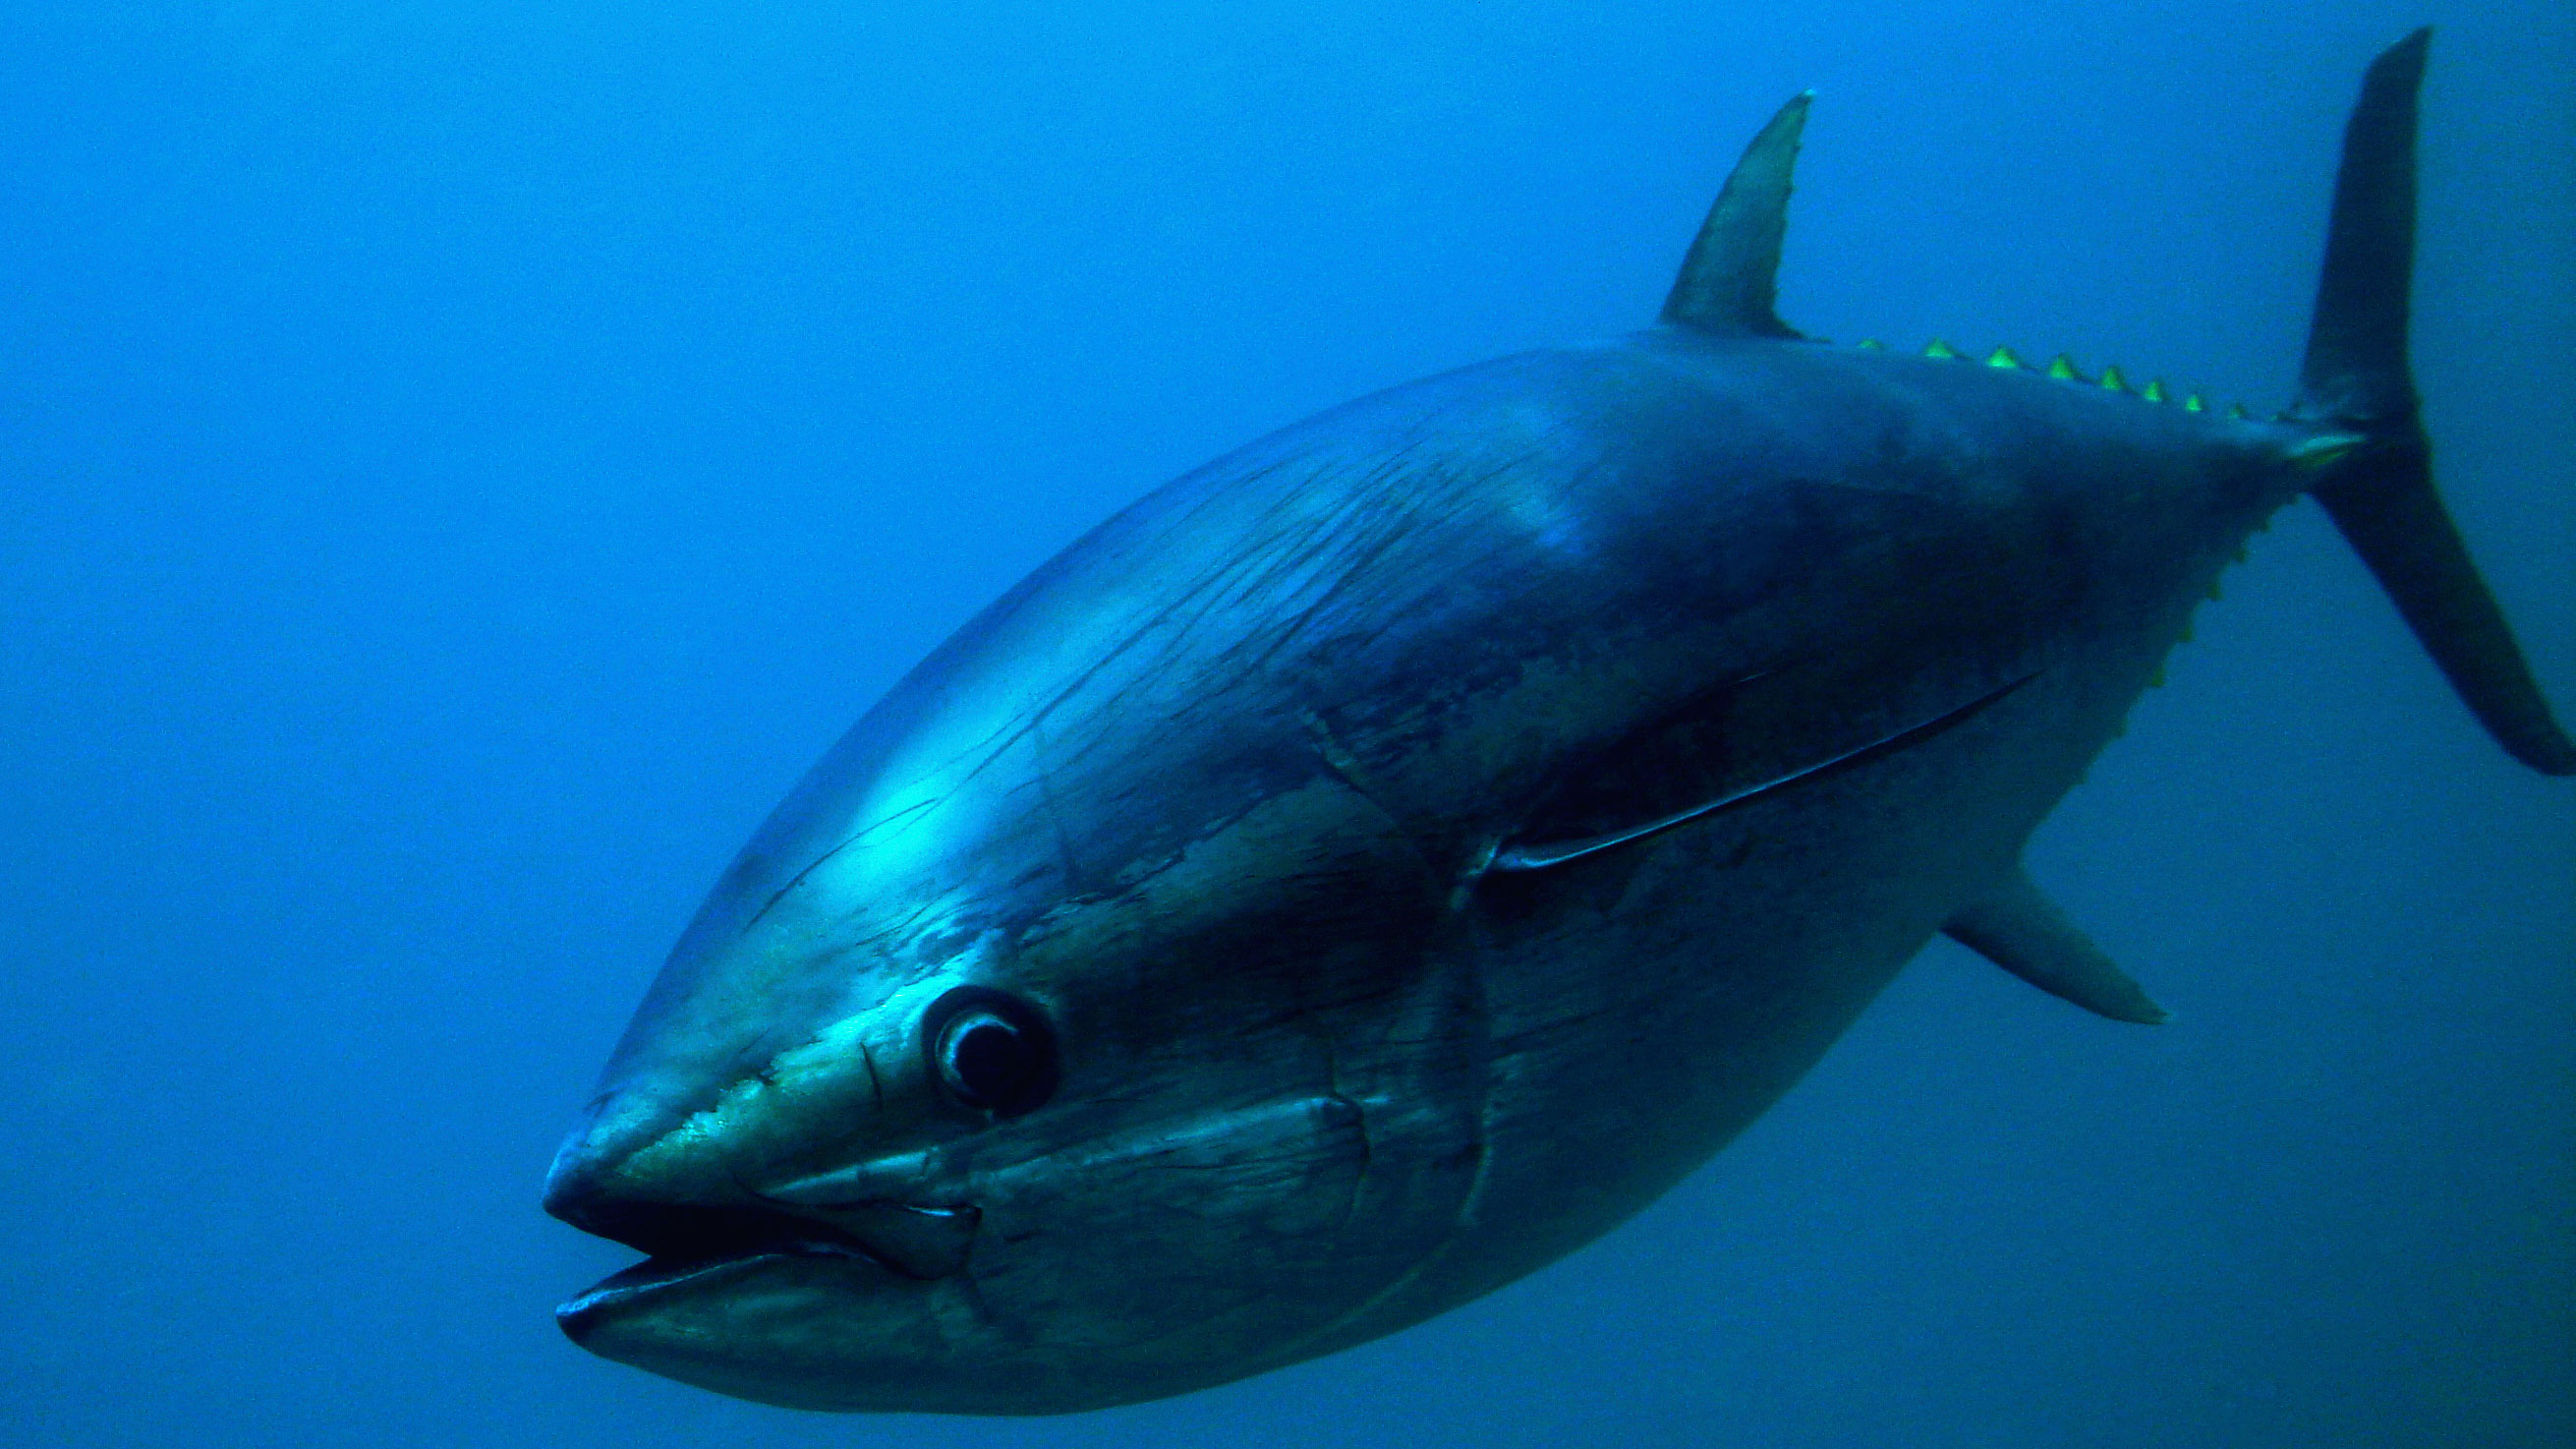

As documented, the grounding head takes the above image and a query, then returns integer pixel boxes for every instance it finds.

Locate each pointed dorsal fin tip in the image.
[1659,91,1811,339]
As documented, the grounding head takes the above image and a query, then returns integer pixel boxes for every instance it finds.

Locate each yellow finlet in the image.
[2183,393,2205,413]
[2098,364,2129,393]
[2147,662,2167,688]
[2178,615,2195,644]
[2045,354,2080,380]
[2205,577,2223,603]
[1924,338,1960,359]
[2226,401,2250,420]
[1985,345,2024,370]
[1858,338,1886,350]
[2142,378,2169,404]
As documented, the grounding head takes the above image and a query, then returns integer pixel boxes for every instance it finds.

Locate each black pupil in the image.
[946,1015,1030,1103]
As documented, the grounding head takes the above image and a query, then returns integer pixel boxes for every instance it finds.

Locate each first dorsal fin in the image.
[1660,92,1810,338]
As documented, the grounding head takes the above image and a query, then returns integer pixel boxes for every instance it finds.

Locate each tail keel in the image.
[2294,29,2574,775]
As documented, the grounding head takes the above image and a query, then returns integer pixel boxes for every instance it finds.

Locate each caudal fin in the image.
[2292,29,2574,775]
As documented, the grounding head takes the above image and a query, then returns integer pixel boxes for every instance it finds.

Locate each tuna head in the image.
[542,570,1487,1413]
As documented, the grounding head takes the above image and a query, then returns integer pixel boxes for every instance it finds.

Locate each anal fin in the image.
[1942,867,2168,1024]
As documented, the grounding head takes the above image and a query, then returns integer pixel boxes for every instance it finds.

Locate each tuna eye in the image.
[925,989,1057,1116]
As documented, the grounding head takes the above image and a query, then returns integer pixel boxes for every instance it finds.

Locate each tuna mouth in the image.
[554,1203,932,1349]
[552,1197,987,1339]
[558,1204,896,1307]
[561,1226,889,1310]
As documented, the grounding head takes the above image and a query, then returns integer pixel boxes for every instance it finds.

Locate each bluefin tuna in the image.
[543,30,2567,1413]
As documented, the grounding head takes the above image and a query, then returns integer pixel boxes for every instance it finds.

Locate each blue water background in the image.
[3,3,2568,1445]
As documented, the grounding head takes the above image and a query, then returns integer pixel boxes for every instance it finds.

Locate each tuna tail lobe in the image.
[2292,29,2575,775]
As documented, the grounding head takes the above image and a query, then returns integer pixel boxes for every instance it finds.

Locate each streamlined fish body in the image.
[544,33,2567,1414]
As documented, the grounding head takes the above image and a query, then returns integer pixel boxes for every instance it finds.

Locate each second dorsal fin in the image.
[1659,91,1810,338]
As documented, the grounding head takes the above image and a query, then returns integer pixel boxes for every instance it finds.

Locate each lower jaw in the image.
[553,1250,998,1412]
[557,1242,888,1337]
[555,1254,1337,1415]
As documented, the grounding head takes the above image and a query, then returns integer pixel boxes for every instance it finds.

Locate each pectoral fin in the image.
[1943,867,2168,1024]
